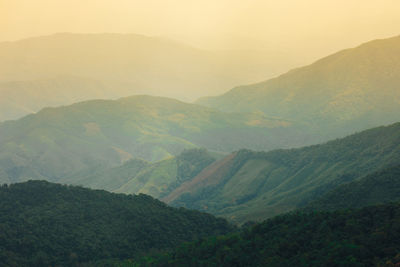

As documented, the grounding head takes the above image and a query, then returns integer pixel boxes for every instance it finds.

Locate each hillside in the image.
[0,180,233,266]
[0,33,295,121]
[198,35,400,142]
[165,122,400,223]
[140,203,400,266]
[69,149,217,198]
[307,164,400,211]
[0,95,298,185]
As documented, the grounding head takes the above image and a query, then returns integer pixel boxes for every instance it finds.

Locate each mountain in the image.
[0,180,233,266]
[0,95,299,185]
[140,203,400,266]
[307,164,400,211]
[164,122,400,223]
[68,148,218,199]
[0,33,296,121]
[197,35,400,142]
[0,77,137,122]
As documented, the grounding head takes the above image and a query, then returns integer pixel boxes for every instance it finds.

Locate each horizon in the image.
[2,0,400,62]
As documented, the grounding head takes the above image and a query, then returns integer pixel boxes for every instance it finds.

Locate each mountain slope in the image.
[165,122,400,223]
[198,35,400,142]
[142,203,400,267]
[0,180,232,266]
[307,164,400,211]
[0,95,297,184]
[68,149,217,199]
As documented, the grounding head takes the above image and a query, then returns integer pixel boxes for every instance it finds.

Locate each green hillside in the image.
[0,180,233,266]
[139,203,400,267]
[307,164,400,211]
[0,95,297,185]
[198,35,400,142]
[69,148,217,199]
[166,122,400,223]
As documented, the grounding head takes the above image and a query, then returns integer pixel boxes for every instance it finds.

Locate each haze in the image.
[2,0,400,60]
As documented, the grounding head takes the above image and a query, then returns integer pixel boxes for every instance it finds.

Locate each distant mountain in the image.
[140,203,400,266]
[198,35,400,142]
[0,95,300,184]
[0,180,232,266]
[307,164,400,211]
[0,33,293,121]
[164,122,400,223]
[0,77,137,121]
[68,148,218,199]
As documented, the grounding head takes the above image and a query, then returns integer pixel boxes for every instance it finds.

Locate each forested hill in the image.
[67,148,218,199]
[0,95,298,185]
[0,180,233,266]
[140,203,400,267]
[166,122,400,223]
[307,164,400,211]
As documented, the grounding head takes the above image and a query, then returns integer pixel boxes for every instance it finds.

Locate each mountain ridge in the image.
[0,32,300,121]
[165,122,400,223]
[197,35,400,142]
[0,95,303,185]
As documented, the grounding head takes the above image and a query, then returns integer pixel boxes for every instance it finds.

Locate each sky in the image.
[1,0,400,59]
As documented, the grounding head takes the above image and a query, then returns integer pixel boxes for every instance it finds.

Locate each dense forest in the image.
[133,203,400,267]
[307,164,400,211]
[0,180,233,266]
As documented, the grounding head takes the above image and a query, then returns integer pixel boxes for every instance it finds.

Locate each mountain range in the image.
[198,35,400,142]
[0,33,296,121]
[164,122,400,223]
[0,32,400,266]
[0,95,301,185]
[42,121,400,225]
[1,35,400,225]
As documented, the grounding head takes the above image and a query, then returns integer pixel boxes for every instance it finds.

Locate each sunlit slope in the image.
[67,149,217,199]
[0,95,294,184]
[198,35,400,140]
[166,122,400,223]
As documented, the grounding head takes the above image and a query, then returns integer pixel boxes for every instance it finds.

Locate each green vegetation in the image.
[307,164,400,211]
[198,35,400,143]
[167,122,400,223]
[0,180,233,266]
[138,203,400,267]
[68,148,217,199]
[0,95,296,185]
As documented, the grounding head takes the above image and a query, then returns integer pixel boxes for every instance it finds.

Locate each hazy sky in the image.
[1,0,400,58]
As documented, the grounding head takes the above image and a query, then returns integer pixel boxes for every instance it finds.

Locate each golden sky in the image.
[1,0,400,56]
